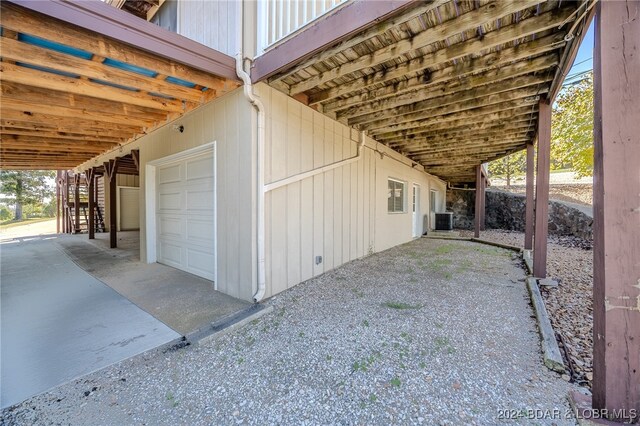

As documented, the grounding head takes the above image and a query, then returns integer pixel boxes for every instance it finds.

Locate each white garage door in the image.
[156,151,215,280]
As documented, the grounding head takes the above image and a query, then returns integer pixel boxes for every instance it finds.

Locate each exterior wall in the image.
[177,0,239,57]
[255,83,446,298]
[79,89,255,301]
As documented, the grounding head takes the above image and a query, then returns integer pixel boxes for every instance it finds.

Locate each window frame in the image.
[387,178,407,214]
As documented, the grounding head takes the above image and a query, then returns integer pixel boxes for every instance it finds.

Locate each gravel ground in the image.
[1,238,578,425]
[462,230,593,389]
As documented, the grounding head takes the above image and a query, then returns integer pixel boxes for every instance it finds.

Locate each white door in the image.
[156,151,215,280]
[412,184,420,237]
[118,187,140,231]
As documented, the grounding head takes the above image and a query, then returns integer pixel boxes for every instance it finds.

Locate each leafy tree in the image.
[0,206,12,221]
[488,150,527,188]
[0,171,55,220]
[551,73,594,177]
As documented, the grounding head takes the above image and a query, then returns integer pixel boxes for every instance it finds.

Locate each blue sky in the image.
[564,21,594,86]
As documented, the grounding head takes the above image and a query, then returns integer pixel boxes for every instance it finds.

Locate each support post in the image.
[87,168,95,240]
[592,0,640,415]
[474,164,482,238]
[73,174,80,233]
[533,100,551,278]
[524,143,535,250]
[55,171,61,234]
[479,170,486,231]
[105,160,118,248]
[63,172,70,234]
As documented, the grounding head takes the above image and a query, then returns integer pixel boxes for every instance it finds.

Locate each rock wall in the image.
[446,188,593,240]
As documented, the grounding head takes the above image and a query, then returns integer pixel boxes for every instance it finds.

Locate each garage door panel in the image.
[186,190,214,212]
[158,241,183,267]
[158,216,184,240]
[186,156,214,181]
[186,248,215,279]
[155,149,215,281]
[158,191,183,212]
[158,163,182,184]
[186,219,214,246]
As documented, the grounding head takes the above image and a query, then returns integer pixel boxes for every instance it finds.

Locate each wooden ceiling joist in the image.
[0,1,240,170]
[263,0,589,183]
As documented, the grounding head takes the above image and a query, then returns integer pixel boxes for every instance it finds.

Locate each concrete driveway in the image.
[0,235,180,409]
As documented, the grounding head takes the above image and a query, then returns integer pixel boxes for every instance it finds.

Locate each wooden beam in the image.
[0,37,206,103]
[378,116,534,143]
[0,62,185,112]
[87,167,96,239]
[104,159,118,248]
[474,165,482,238]
[592,0,640,415]
[331,53,559,117]
[1,128,124,143]
[288,0,545,94]
[346,75,551,126]
[310,32,566,106]
[56,170,61,234]
[1,135,119,147]
[548,3,596,102]
[131,149,140,172]
[73,173,81,233]
[290,7,574,96]
[251,0,418,82]
[1,1,239,84]
[0,121,134,139]
[388,123,533,149]
[1,81,167,121]
[524,143,535,250]
[271,0,448,84]
[533,99,551,278]
[0,110,145,134]
[1,99,157,127]
[369,95,544,136]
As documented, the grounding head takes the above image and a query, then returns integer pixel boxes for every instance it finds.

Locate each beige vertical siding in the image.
[79,89,255,301]
[177,0,239,57]
[255,83,446,298]
[116,174,139,187]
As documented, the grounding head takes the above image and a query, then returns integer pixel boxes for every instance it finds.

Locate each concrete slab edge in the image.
[189,304,274,345]
[523,249,534,275]
[526,277,566,373]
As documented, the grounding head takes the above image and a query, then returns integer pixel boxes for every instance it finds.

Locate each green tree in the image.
[551,73,594,177]
[0,171,55,220]
[488,150,527,188]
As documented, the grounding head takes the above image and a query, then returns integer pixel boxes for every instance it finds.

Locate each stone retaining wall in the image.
[446,188,593,240]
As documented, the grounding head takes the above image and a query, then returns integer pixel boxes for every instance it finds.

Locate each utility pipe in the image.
[264,131,366,193]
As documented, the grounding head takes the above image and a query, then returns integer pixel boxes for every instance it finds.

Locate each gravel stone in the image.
[461,229,593,389]
[1,238,579,425]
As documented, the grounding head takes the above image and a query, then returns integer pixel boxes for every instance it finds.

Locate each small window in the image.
[430,190,438,213]
[388,179,406,213]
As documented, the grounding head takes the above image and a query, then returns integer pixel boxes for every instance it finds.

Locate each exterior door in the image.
[156,150,215,280]
[412,184,420,237]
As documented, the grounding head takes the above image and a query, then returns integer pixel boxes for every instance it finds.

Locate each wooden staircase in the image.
[61,172,106,234]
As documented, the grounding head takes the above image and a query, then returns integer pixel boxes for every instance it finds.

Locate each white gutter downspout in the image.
[235,55,266,303]
[236,2,266,303]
